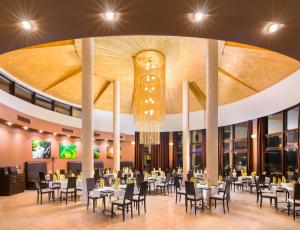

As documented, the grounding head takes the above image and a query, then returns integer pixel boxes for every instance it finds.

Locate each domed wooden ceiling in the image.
[0,36,299,114]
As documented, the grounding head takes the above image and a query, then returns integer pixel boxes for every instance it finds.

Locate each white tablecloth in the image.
[270,183,294,198]
[49,180,82,190]
[93,185,138,198]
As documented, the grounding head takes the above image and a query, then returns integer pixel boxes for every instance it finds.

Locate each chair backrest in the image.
[185,181,196,196]
[117,171,123,178]
[174,176,181,189]
[103,176,110,186]
[254,177,261,193]
[165,172,171,182]
[187,173,192,182]
[67,177,76,189]
[86,177,96,193]
[139,181,148,197]
[94,169,100,181]
[35,181,41,190]
[294,184,300,200]
[136,173,144,187]
[124,183,135,201]
[60,169,65,175]
[39,172,46,181]
[259,174,265,185]
[224,181,230,199]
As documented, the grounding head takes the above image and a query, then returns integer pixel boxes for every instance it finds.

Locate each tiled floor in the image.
[0,190,298,230]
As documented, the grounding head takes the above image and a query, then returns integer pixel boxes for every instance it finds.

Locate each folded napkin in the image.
[218,175,223,182]
[114,178,120,190]
[273,177,277,185]
[282,176,286,184]
[99,178,105,188]
[278,178,282,188]
[207,179,212,188]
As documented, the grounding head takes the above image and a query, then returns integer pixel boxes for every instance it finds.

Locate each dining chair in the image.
[86,177,105,212]
[209,181,230,214]
[132,181,148,215]
[35,181,55,204]
[287,184,300,220]
[185,181,204,215]
[156,173,172,195]
[174,176,186,203]
[111,183,135,221]
[60,177,77,204]
[254,177,278,210]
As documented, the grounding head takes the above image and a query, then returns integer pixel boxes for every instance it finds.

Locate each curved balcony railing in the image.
[0,72,81,118]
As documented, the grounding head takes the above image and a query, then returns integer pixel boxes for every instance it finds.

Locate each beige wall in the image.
[0,122,134,172]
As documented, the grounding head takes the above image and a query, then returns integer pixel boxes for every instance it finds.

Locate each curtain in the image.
[173,132,178,169]
[298,109,300,176]
[218,127,224,176]
[151,132,170,171]
[134,132,144,171]
[247,120,253,174]
[257,117,267,175]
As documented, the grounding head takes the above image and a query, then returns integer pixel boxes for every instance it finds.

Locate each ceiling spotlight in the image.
[53,133,57,136]
[23,126,28,130]
[194,12,205,22]
[20,20,32,30]
[39,130,43,134]
[67,135,71,138]
[6,121,13,126]
[268,22,280,33]
[105,11,116,21]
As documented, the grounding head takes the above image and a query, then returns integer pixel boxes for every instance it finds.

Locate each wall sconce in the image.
[251,134,257,139]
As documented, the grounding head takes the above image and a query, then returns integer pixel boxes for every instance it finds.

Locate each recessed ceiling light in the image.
[20,20,32,30]
[6,121,13,126]
[39,130,43,133]
[105,11,116,21]
[53,133,57,136]
[194,12,205,22]
[268,22,280,33]
[23,126,28,130]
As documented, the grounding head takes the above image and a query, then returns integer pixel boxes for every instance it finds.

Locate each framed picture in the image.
[94,146,100,159]
[32,140,51,159]
[59,143,77,159]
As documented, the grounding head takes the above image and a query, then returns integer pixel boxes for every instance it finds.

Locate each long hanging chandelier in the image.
[133,50,166,145]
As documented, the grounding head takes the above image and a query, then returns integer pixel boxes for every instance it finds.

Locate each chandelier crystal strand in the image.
[133,50,166,145]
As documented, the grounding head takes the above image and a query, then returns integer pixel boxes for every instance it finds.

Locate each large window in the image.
[233,122,248,171]
[173,132,183,168]
[190,130,204,170]
[14,84,33,103]
[144,145,151,172]
[222,125,232,172]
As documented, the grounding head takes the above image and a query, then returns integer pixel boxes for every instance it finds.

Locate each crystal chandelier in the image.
[133,50,166,145]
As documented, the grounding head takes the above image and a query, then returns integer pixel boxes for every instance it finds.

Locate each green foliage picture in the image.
[59,143,77,159]
[32,140,51,158]
[94,146,100,159]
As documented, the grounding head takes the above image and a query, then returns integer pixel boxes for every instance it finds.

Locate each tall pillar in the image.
[113,80,121,171]
[81,38,94,204]
[205,39,219,184]
[182,81,190,180]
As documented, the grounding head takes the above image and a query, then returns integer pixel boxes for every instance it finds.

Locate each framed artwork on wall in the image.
[32,140,51,159]
[59,143,77,159]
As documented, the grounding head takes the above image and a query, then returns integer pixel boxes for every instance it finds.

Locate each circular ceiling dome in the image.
[0,36,299,114]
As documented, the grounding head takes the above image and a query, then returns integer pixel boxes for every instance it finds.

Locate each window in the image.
[265,134,282,149]
[173,132,183,168]
[54,102,71,115]
[223,126,231,139]
[14,84,33,103]
[0,74,11,93]
[190,130,204,170]
[285,130,298,177]
[264,151,282,174]
[144,145,151,171]
[287,107,299,130]
[268,112,283,134]
[35,94,53,110]
[234,122,247,139]
[72,107,82,118]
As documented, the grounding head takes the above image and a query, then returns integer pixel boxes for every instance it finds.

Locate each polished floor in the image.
[0,190,298,230]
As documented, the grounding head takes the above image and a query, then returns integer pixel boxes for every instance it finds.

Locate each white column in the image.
[206,39,219,184]
[81,38,94,204]
[182,81,190,180]
[113,80,121,171]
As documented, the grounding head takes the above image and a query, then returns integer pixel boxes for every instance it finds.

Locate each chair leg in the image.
[288,202,290,216]
[179,194,181,202]
[293,204,296,221]
[122,206,125,222]
[131,203,133,219]
[37,192,39,204]
[185,197,188,213]
[176,192,178,203]
[111,204,114,219]
[66,193,68,205]
[138,201,140,216]
[144,199,146,213]
[194,200,197,215]
[87,197,89,210]
[260,196,262,208]
[275,198,278,211]
[223,200,225,214]
[40,193,43,204]
[227,199,229,212]
[209,198,212,211]
[93,199,95,212]
[215,199,216,208]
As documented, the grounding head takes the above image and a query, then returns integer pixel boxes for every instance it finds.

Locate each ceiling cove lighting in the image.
[105,11,116,21]
[53,133,57,136]
[39,130,43,134]
[20,20,33,30]
[6,121,13,126]
[23,126,28,130]
[194,12,205,22]
[268,23,280,33]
